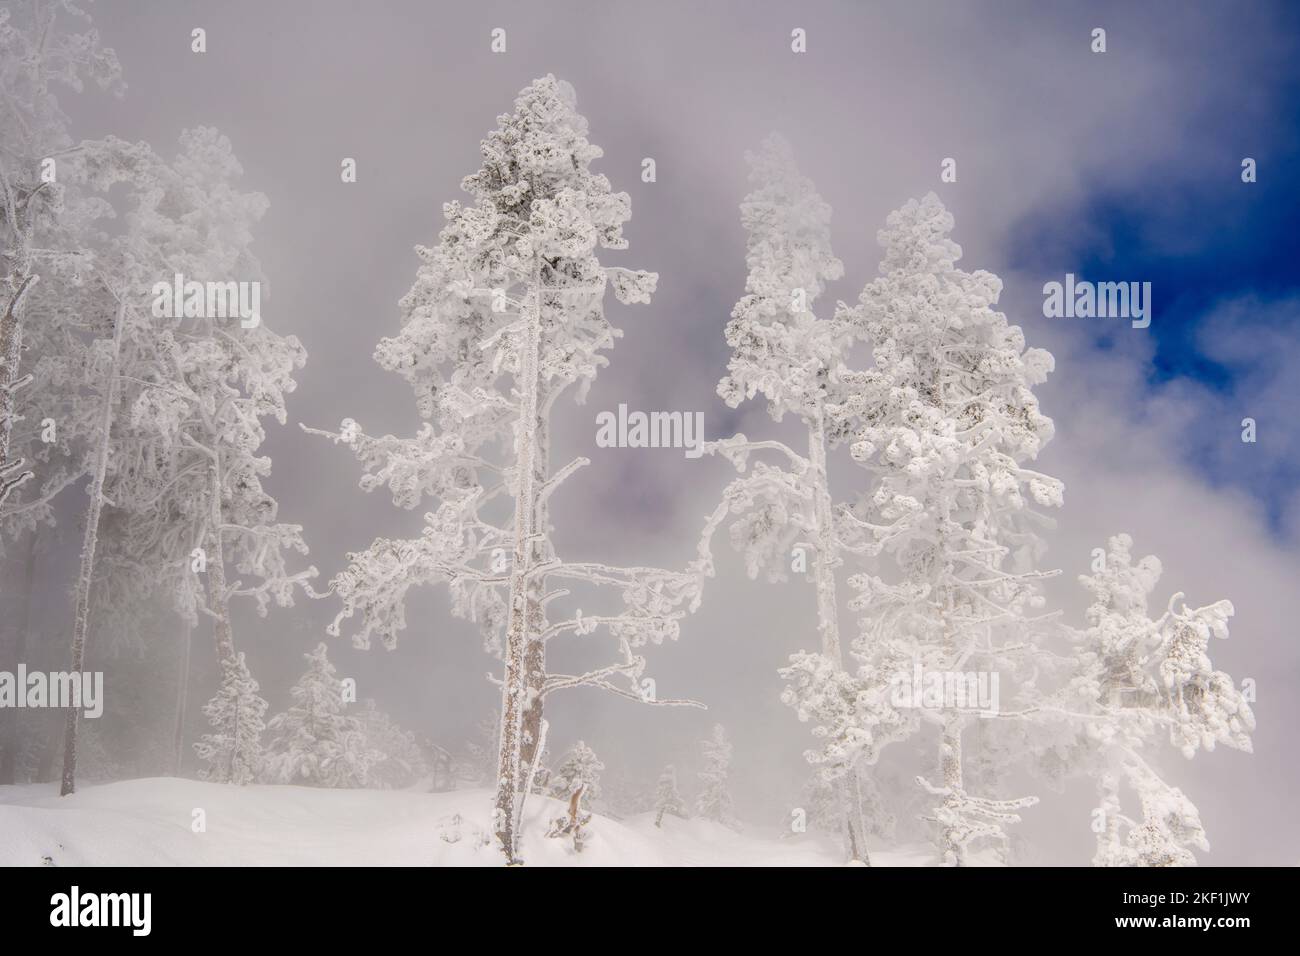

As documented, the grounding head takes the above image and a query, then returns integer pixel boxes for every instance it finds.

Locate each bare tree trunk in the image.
[0,275,38,506]
[0,528,38,784]
[807,416,841,665]
[939,716,966,866]
[172,620,193,775]
[519,405,550,778]
[806,414,870,865]
[205,449,236,665]
[60,298,125,796]
[520,717,549,808]
[493,260,543,864]
[36,712,62,783]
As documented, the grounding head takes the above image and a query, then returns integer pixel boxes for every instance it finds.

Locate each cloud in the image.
[1012,280,1299,864]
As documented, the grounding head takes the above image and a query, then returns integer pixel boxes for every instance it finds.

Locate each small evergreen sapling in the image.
[546,740,604,851]
[695,724,740,830]
[548,740,604,812]
[653,764,688,828]
[194,651,267,785]
[263,643,381,788]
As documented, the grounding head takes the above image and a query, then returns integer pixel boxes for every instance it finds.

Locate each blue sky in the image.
[1007,1,1300,528]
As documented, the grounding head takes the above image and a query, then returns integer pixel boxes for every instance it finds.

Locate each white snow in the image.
[0,778,943,867]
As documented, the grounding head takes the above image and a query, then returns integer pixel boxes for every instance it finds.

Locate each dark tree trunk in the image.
[0,529,38,784]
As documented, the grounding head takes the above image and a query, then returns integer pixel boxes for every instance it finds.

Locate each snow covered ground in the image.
[0,778,938,866]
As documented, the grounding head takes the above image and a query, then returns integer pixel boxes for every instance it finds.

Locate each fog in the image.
[2,0,1295,866]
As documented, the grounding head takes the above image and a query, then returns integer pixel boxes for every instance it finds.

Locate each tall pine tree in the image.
[311,76,713,862]
[703,136,869,860]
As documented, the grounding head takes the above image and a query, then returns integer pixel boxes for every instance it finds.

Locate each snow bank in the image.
[0,777,937,866]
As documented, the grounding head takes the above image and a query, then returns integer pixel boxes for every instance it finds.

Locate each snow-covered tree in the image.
[1070,534,1255,866]
[785,194,1062,865]
[263,643,380,788]
[701,135,872,860]
[310,75,711,863]
[20,135,176,796]
[358,698,427,789]
[44,128,314,794]
[195,651,267,785]
[548,739,604,812]
[653,763,688,828]
[0,0,122,510]
[779,646,915,833]
[695,724,740,830]
[543,741,604,853]
[96,127,315,666]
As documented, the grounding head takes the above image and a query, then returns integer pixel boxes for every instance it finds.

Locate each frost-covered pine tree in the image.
[1071,534,1255,866]
[99,128,315,667]
[24,135,183,796]
[653,764,688,827]
[702,135,870,860]
[263,643,380,788]
[195,651,267,785]
[358,699,427,789]
[311,76,711,862]
[0,0,121,509]
[52,139,172,795]
[46,129,313,794]
[695,724,740,830]
[548,740,604,813]
[788,194,1063,865]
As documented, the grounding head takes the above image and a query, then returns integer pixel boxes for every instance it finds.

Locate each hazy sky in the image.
[23,0,1299,863]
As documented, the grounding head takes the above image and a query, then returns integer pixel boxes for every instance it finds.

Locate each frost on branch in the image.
[780,648,916,779]
[313,76,710,863]
[0,0,123,524]
[917,772,1039,868]
[1069,534,1254,866]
